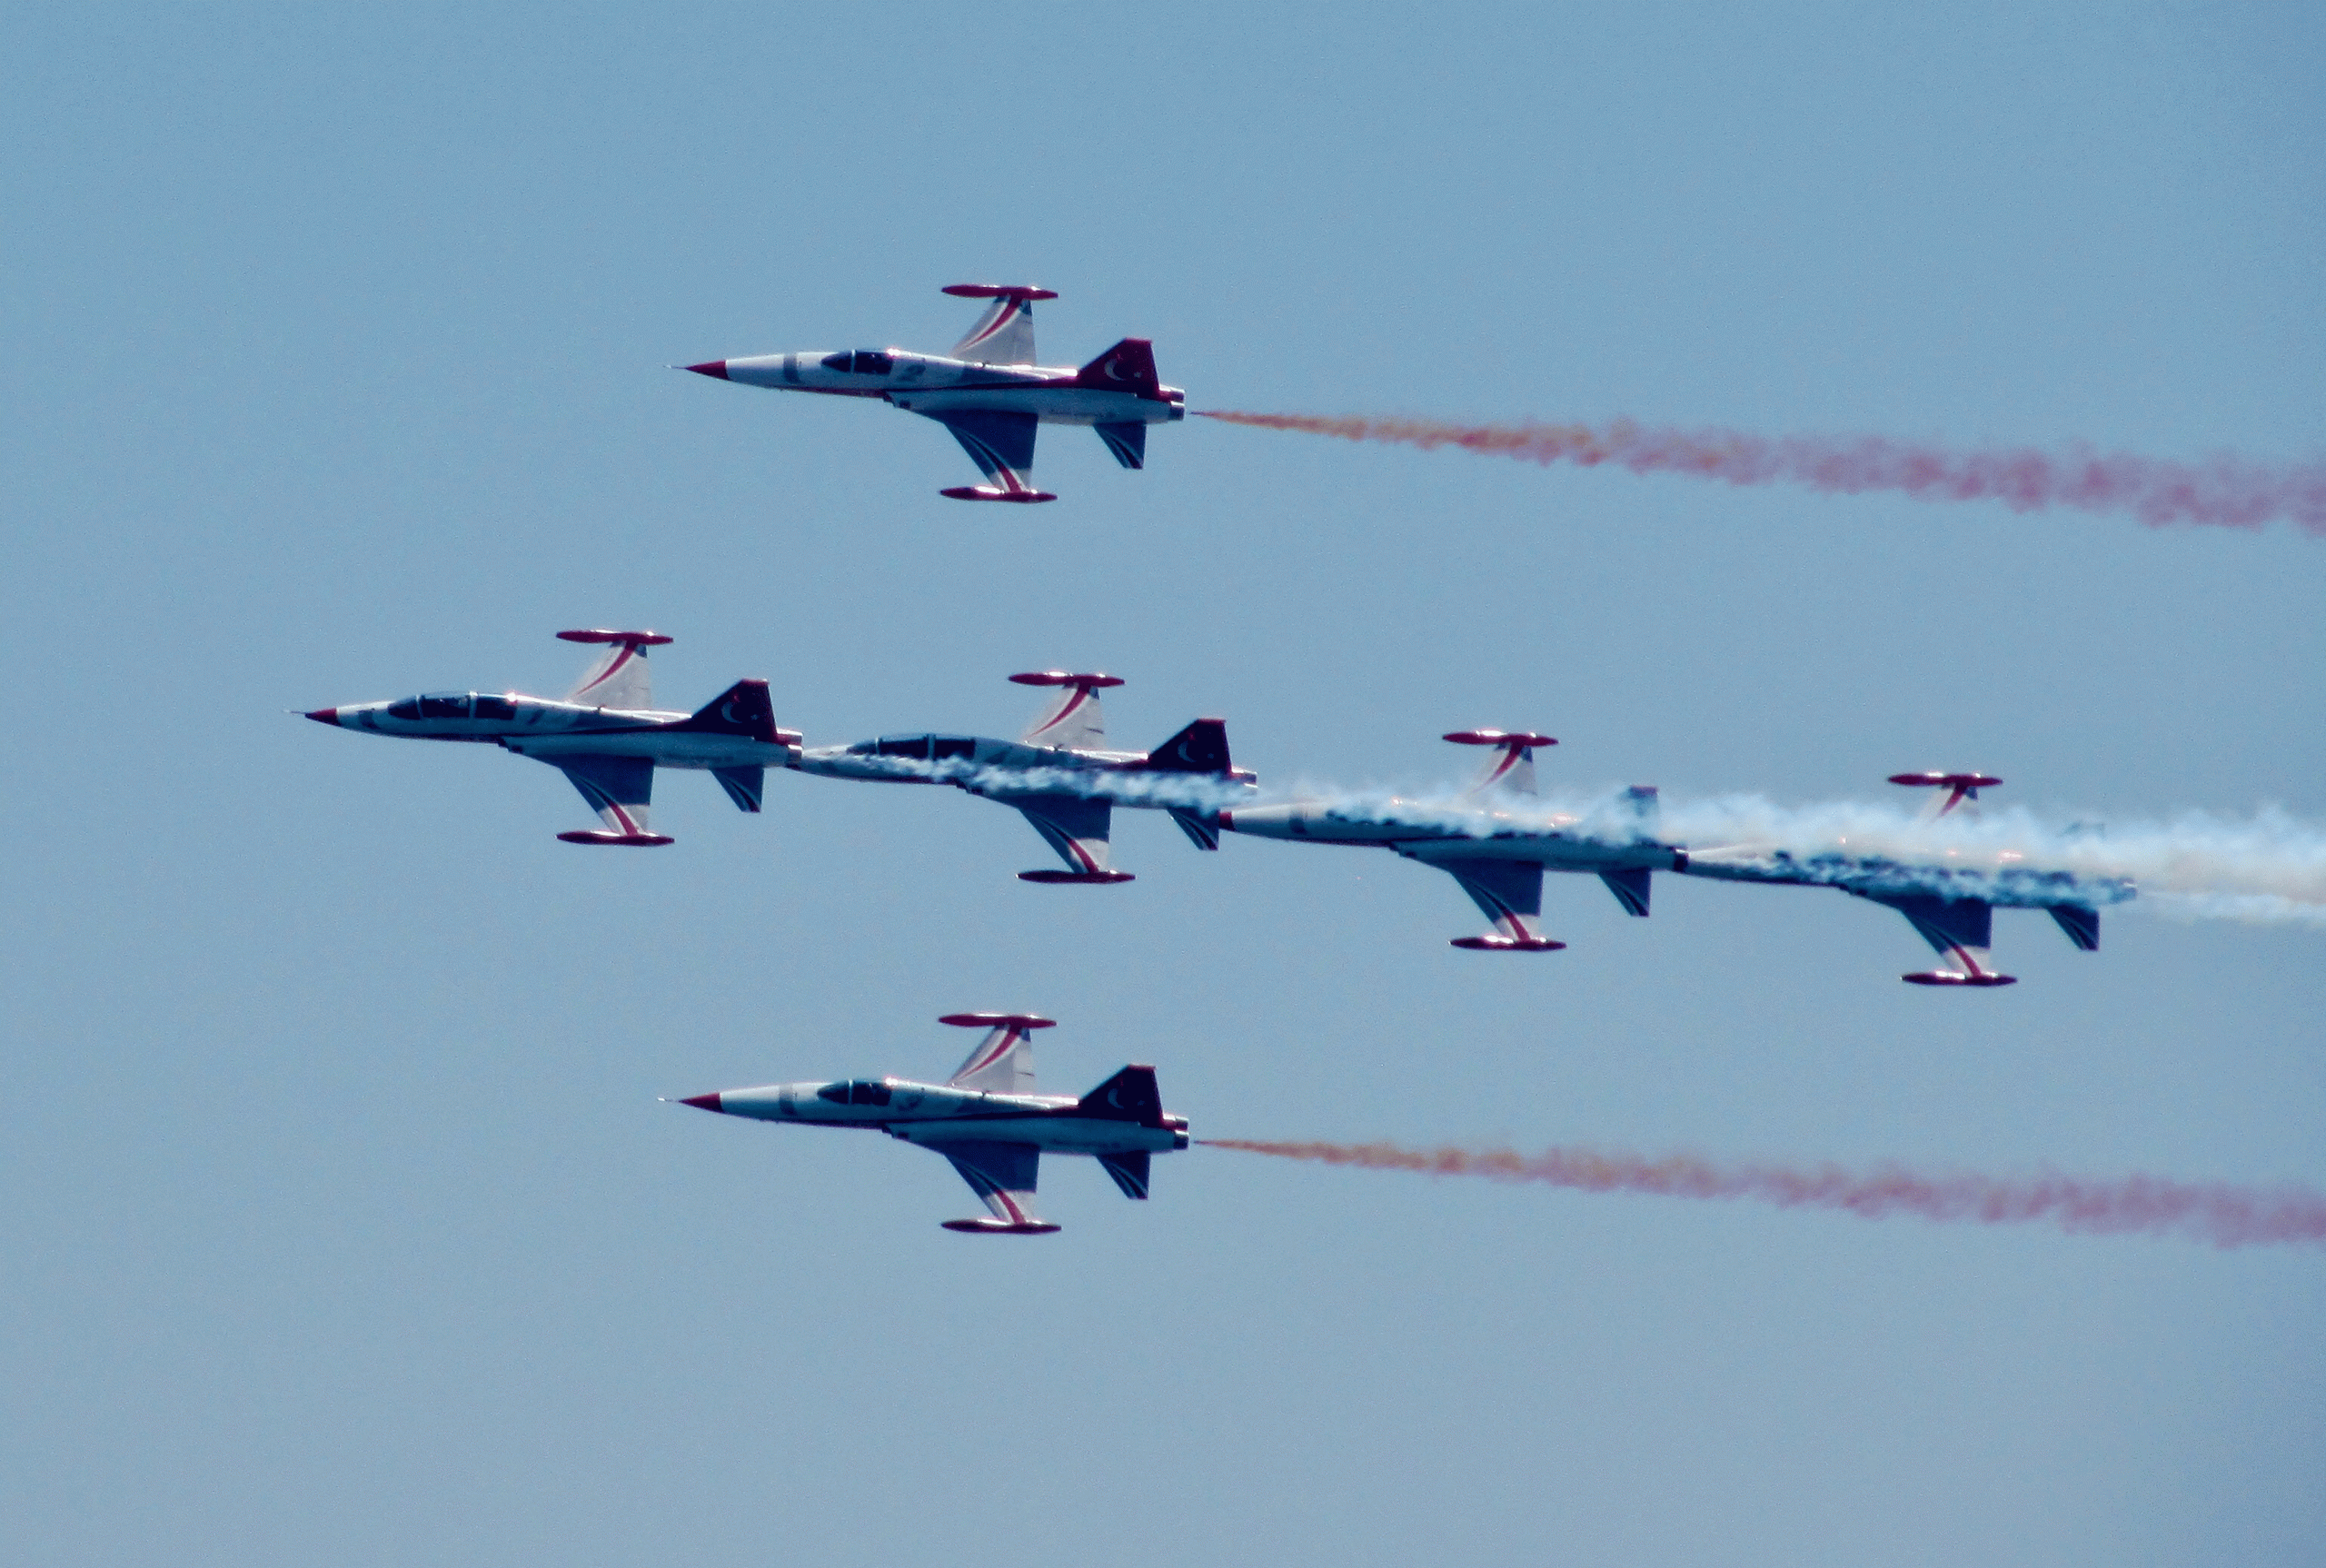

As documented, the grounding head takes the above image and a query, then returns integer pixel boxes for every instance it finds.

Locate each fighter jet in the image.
[1676,771,2132,986]
[303,630,800,845]
[794,670,1255,883]
[679,284,1186,502]
[671,1012,1189,1234]
[1217,730,1680,950]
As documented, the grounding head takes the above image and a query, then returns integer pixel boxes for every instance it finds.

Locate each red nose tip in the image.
[304,708,339,724]
[678,1092,724,1112]
[681,361,731,380]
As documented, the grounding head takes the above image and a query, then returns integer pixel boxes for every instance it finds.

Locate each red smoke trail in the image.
[1201,1138,2326,1249]
[1194,412,2326,536]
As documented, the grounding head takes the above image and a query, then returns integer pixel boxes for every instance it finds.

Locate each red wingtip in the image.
[681,361,731,380]
[303,708,339,724]
[1444,729,1558,749]
[677,1092,725,1112]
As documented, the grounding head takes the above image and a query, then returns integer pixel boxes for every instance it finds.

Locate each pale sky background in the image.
[5,6,2323,1565]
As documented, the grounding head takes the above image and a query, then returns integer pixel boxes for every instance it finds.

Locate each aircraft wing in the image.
[552,754,669,844]
[1411,856,1563,950]
[1008,791,1126,881]
[556,629,669,710]
[927,1139,1058,1233]
[1857,890,2015,986]
[929,410,1045,499]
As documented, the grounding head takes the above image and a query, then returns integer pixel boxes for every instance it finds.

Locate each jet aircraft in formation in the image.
[303,630,798,845]
[1677,770,2126,987]
[1219,730,1675,950]
[681,285,1185,503]
[307,644,1248,875]
[1219,734,2122,986]
[797,670,1254,883]
[671,1012,1188,1234]
[303,637,2128,986]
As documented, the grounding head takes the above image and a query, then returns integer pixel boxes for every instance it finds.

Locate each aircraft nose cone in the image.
[303,708,339,724]
[676,1092,724,1113]
[681,361,731,381]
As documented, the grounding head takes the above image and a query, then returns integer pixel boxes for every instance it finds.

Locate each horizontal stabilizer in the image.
[711,765,763,813]
[1075,1065,1166,1126]
[1168,808,1221,851]
[1075,338,1162,400]
[1599,867,1653,917]
[1095,422,1147,469]
[2049,904,2102,951]
[1096,1149,1152,1200]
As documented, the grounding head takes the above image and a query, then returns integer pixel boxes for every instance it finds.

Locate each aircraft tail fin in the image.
[670,679,787,745]
[1141,718,1233,776]
[1074,338,1163,399]
[1074,1064,1166,1127]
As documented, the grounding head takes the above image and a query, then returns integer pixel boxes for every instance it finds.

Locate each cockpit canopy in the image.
[385,692,519,720]
[820,350,894,375]
[817,1079,892,1107]
[844,734,979,762]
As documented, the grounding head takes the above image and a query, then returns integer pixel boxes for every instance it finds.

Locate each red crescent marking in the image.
[577,645,634,697]
[1029,687,1088,738]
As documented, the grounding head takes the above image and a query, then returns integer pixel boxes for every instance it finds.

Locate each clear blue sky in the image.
[5,6,2321,1564]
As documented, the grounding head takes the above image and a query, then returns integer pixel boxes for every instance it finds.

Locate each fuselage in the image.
[311,691,801,770]
[709,349,1187,428]
[1676,843,2135,910]
[701,1076,1189,1156]
[1219,799,1682,872]
[796,732,1238,805]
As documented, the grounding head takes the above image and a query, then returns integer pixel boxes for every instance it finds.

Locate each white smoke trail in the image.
[868,756,2326,926]
[1655,795,2326,925]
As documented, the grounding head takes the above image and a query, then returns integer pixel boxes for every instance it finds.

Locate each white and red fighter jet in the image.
[671,1013,1189,1235]
[1677,771,2126,987]
[794,670,1254,883]
[1218,730,1678,951]
[679,284,1185,502]
[303,630,800,845]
